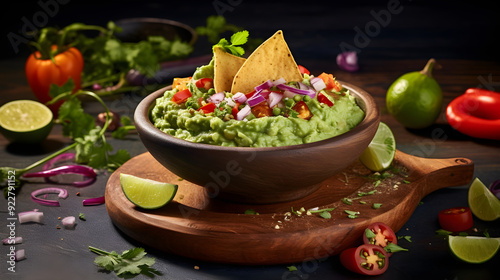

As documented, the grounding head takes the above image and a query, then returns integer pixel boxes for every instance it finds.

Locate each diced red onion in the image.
[246,92,266,107]
[254,79,273,91]
[489,179,500,199]
[42,153,75,171]
[268,92,283,108]
[276,84,316,98]
[272,78,286,86]
[310,77,326,92]
[31,187,68,207]
[225,97,236,107]
[208,92,225,104]
[260,89,271,99]
[15,249,25,261]
[83,196,105,206]
[283,90,297,99]
[236,105,251,120]
[24,165,97,187]
[233,92,247,103]
[18,210,44,224]
[62,216,76,229]
[2,236,23,245]
[298,82,313,91]
[336,51,359,72]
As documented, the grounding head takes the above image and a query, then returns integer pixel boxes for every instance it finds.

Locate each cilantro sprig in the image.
[213,30,249,57]
[89,246,159,277]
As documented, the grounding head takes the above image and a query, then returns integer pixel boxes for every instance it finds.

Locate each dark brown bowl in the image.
[134,81,380,204]
[115,17,197,45]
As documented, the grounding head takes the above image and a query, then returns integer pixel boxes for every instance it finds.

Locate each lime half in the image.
[468,178,500,221]
[120,173,178,209]
[0,100,53,144]
[359,122,396,171]
[448,235,500,264]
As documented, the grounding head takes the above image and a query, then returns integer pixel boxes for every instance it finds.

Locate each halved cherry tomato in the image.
[195,78,214,90]
[317,92,334,107]
[363,222,398,256]
[318,72,342,92]
[198,102,216,114]
[438,207,473,232]
[292,101,313,120]
[340,244,389,276]
[172,77,192,91]
[298,65,310,75]
[251,103,273,118]
[171,89,192,104]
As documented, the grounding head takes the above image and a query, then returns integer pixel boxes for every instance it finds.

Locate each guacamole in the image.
[150,63,365,147]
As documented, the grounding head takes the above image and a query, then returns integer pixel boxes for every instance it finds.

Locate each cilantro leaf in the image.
[89,246,158,277]
[384,243,408,253]
[49,78,75,98]
[230,30,249,46]
[214,30,249,57]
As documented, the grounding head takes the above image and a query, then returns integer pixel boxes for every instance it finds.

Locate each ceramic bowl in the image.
[134,82,380,204]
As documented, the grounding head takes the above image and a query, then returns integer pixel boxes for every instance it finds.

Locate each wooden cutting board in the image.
[105,150,473,265]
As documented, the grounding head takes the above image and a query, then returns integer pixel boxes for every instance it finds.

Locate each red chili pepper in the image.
[446,88,500,140]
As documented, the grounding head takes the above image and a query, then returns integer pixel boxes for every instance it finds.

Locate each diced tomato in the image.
[251,103,273,118]
[317,92,334,107]
[292,101,313,120]
[340,244,389,276]
[195,78,214,90]
[172,77,191,91]
[298,65,310,75]
[171,89,192,104]
[362,222,398,257]
[318,72,342,92]
[231,102,241,119]
[198,102,216,114]
[438,207,473,232]
[245,90,256,99]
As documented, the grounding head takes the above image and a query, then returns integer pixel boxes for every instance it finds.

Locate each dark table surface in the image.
[1,0,500,279]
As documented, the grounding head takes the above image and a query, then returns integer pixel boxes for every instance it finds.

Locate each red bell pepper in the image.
[446,88,500,140]
[171,89,192,104]
[298,65,310,75]
[198,102,216,114]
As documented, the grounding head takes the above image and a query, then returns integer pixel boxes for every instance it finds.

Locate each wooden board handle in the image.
[396,150,474,196]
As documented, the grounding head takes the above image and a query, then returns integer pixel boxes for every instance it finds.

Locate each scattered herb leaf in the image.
[384,243,408,253]
[79,213,86,221]
[484,228,490,238]
[372,203,383,209]
[436,229,453,236]
[398,235,412,242]
[345,210,359,219]
[287,265,298,272]
[458,232,468,236]
[244,209,259,215]
[365,228,376,239]
[358,190,377,197]
[89,246,159,277]
[308,207,335,219]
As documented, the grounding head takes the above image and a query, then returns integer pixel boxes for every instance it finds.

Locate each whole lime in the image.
[386,58,442,129]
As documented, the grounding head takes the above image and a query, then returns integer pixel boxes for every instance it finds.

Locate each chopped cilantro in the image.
[309,207,335,219]
[244,209,259,215]
[398,235,412,242]
[436,229,453,236]
[214,30,249,57]
[287,265,298,272]
[358,190,377,197]
[372,203,383,209]
[345,210,359,219]
[89,246,158,277]
[384,243,408,253]
[79,213,86,221]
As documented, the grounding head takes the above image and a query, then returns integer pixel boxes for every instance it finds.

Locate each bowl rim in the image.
[115,17,198,46]
[134,80,380,152]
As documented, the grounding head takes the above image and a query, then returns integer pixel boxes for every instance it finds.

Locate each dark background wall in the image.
[2,0,499,63]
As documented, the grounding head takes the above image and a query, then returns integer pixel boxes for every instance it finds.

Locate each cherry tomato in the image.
[195,78,214,90]
[363,222,398,256]
[298,65,310,75]
[171,89,192,104]
[438,207,473,232]
[251,103,273,118]
[317,92,334,107]
[340,244,389,276]
[25,46,84,114]
[198,102,216,114]
[292,101,313,120]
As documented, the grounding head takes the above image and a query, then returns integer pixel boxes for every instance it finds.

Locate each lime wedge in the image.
[0,100,53,143]
[448,235,500,264]
[120,173,178,209]
[359,122,396,171]
[468,178,500,221]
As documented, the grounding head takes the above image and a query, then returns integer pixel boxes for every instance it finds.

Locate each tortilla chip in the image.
[231,30,302,94]
[213,46,246,93]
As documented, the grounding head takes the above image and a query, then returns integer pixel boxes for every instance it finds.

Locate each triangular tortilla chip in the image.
[213,46,246,93]
[231,30,302,94]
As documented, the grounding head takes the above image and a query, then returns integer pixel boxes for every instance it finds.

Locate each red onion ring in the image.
[24,165,97,187]
[42,153,75,171]
[30,187,68,207]
[83,196,105,206]
[489,179,500,199]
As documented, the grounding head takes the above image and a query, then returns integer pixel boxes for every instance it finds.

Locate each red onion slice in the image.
[268,92,283,108]
[255,79,273,91]
[15,249,25,261]
[2,236,23,245]
[310,77,326,92]
[272,78,286,86]
[31,187,68,207]
[83,196,105,206]
[489,179,500,199]
[62,216,76,229]
[336,51,359,72]
[236,105,251,120]
[233,92,247,103]
[24,165,97,187]
[18,210,44,224]
[276,84,316,98]
[207,92,225,104]
[247,93,266,107]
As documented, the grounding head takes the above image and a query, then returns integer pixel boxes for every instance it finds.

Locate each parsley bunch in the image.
[89,246,159,277]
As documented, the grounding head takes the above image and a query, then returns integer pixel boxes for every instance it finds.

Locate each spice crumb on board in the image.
[194,266,199,270]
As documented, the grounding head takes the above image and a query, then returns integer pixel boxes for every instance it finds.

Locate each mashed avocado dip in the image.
[150,30,364,147]
[150,64,364,147]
